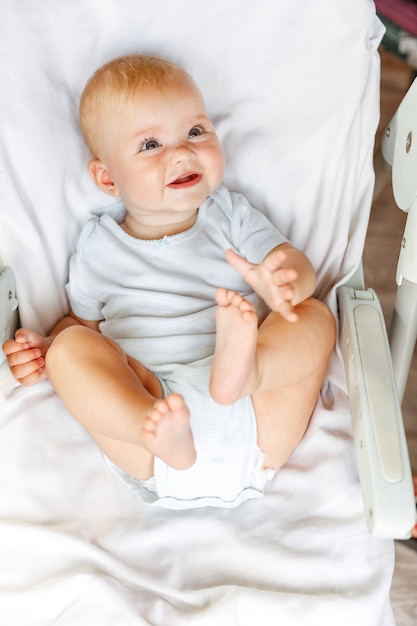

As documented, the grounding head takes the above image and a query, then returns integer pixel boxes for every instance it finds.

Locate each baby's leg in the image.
[251,298,336,469]
[209,288,259,405]
[45,325,196,478]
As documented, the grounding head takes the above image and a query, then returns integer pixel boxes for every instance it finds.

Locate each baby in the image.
[3,55,335,508]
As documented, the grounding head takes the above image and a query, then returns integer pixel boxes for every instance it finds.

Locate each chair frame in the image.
[338,77,417,538]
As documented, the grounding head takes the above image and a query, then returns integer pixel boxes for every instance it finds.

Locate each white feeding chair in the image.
[0,2,411,624]
[2,6,414,542]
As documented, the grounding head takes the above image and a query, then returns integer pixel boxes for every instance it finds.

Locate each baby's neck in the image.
[121,211,198,240]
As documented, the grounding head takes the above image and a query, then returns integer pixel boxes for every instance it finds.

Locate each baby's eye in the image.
[188,126,204,139]
[140,139,161,151]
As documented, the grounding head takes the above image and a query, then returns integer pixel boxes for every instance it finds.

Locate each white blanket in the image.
[0,1,395,624]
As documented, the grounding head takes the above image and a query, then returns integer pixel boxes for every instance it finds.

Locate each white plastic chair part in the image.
[343,263,366,291]
[377,78,417,208]
[381,77,417,400]
[390,278,417,402]
[338,285,415,538]
[396,197,417,288]
[384,77,417,214]
[0,264,19,365]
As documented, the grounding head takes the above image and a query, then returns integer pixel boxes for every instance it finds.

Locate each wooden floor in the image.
[363,48,417,625]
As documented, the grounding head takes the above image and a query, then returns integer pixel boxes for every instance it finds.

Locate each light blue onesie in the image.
[66,185,287,509]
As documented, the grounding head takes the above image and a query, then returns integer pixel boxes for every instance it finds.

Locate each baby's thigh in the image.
[126,355,164,399]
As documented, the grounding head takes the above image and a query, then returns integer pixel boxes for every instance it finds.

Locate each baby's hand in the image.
[226,248,299,322]
[2,329,51,385]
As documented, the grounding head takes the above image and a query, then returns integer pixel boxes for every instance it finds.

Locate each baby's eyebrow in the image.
[131,126,160,140]
[194,113,211,122]
[129,113,212,144]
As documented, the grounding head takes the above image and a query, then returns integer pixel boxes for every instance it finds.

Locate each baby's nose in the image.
[170,143,195,164]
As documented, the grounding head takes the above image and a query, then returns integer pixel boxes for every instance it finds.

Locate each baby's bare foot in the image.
[209,288,259,405]
[142,393,196,470]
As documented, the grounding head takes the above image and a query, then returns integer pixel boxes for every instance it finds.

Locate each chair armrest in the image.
[338,285,415,537]
[0,265,19,365]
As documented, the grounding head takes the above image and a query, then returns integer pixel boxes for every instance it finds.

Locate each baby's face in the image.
[96,80,225,227]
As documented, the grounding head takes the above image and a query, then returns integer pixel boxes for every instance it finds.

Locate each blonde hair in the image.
[79,54,194,158]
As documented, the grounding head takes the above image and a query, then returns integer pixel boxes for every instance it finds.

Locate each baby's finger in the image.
[17,367,47,387]
[262,248,288,272]
[278,301,298,323]
[276,283,295,303]
[2,339,29,355]
[15,329,32,344]
[274,267,298,285]
[11,358,46,384]
[7,347,42,367]
[16,329,47,349]
[225,249,254,276]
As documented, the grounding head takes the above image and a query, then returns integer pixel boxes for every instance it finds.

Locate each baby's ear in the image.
[88,159,119,196]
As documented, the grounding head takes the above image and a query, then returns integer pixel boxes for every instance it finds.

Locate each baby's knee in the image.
[318,301,336,350]
[294,299,336,373]
[303,298,336,346]
[46,325,98,367]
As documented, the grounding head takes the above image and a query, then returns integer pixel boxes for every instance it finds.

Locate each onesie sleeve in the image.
[65,220,105,321]
[228,191,288,263]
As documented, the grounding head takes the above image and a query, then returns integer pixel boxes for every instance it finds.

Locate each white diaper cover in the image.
[105,356,276,510]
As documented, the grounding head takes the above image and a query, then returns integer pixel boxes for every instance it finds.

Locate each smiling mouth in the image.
[168,173,202,188]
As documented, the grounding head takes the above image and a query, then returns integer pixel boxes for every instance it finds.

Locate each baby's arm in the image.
[226,243,316,321]
[2,313,100,386]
